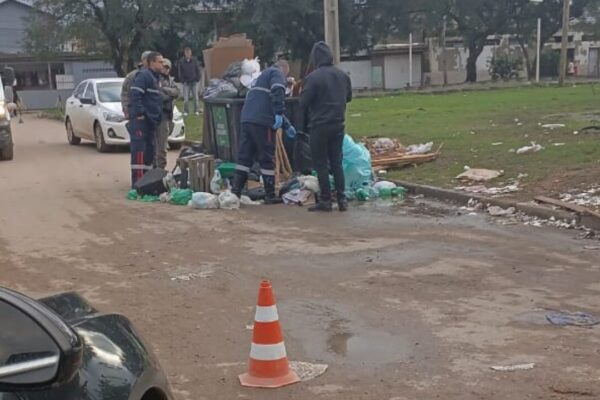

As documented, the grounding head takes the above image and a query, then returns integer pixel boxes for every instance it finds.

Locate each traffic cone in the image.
[239,280,300,388]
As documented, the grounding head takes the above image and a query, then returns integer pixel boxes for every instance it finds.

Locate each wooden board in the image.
[534,196,588,214]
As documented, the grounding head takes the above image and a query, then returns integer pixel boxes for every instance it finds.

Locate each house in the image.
[0,0,116,109]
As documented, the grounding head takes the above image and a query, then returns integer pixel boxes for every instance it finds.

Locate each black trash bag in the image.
[134,169,168,196]
[294,132,312,174]
[244,187,266,201]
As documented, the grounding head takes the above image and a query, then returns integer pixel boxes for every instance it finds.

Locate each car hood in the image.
[101,102,124,115]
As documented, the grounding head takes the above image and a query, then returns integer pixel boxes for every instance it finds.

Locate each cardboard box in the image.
[203,34,255,80]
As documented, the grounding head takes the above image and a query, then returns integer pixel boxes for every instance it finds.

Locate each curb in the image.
[393,180,600,230]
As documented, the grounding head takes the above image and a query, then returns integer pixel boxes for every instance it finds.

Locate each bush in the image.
[488,54,522,81]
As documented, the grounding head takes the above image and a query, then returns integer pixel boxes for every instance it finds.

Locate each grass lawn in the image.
[178,85,600,191]
[346,84,600,189]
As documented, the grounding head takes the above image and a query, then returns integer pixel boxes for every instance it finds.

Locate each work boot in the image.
[263,176,283,205]
[308,202,333,212]
[338,199,348,212]
[231,170,248,199]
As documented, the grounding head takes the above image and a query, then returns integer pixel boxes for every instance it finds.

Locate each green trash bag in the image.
[169,188,193,206]
[140,195,160,203]
[127,189,139,201]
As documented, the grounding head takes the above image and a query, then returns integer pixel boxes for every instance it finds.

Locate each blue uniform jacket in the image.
[128,69,163,127]
[240,66,286,128]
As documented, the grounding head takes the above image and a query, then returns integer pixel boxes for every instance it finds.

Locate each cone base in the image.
[239,370,300,388]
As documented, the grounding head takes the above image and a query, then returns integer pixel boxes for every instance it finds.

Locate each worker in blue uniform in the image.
[231,60,296,204]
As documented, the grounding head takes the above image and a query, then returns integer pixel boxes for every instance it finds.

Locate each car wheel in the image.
[94,122,111,153]
[0,145,13,161]
[169,142,182,150]
[66,118,81,145]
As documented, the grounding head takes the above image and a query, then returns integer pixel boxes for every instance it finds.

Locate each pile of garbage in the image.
[560,186,600,211]
[361,137,440,172]
[204,58,261,99]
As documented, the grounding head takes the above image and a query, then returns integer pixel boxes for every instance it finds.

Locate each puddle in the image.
[326,330,411,365]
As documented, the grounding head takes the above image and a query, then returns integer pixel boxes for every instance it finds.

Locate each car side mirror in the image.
[0,287,83,392]
[80,97,95,105]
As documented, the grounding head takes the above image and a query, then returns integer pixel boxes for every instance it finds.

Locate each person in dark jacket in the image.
[231,60,296,204]
[128,51,164,186]
[155,58,179,170]
[300,42,352,212]
[177,47,201,116]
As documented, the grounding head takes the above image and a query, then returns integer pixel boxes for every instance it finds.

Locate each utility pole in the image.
[324,0,341,65]
[536,17,541,83]
[409,33,413,88]
[559,0,570,85]
[441,15,448,86]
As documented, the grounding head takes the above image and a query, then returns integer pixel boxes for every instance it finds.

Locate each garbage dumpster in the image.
[202,97,304,166]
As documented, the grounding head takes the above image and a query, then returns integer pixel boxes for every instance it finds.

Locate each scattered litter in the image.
[240,195,261,206]
[159,192,171,203]
[488,206,516,217]
[560,187,600,210]
[170,273,198,281]
[514,118,519,123]
[456,168,503,182]
[378,170,388,175]
[170,188,193,206]
[517,122,523,126]
[407,142,434,155]
[516,142,544,155]
[541,124,565,129]
[455,184,519,196]
[573,130,579,135]
[218,191,241,210]
[364,137,404,157]
[350,113,362,117]
[553,143,566,147]
[583,245,600,251]
[289,362,328,382]
[245,324,254,330]
[517,173,529,179]
[189,192,220,209]
[508,149,516,153]
[491,363,535,372]
[546,311,599,327]
[373,181,397,191]
[283,189,313,205]
[491,142,503,146]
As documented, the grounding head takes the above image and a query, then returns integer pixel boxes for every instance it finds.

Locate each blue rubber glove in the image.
[286,125,297,139]
[272,114,284,130]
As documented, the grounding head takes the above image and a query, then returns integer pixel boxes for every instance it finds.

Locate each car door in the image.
[67,81,88,136]
[77,82,98,140]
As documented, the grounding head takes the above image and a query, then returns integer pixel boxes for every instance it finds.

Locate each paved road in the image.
[1,116,599,399]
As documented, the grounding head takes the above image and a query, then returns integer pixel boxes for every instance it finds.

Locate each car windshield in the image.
[97,82,122,103]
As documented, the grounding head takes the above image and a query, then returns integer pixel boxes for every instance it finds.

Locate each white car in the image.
[64,78,185,152]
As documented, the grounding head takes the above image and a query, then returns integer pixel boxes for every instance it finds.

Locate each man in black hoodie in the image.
[300,41,352,212]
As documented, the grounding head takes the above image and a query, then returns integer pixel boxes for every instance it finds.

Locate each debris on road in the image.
[407,142,434,155]
[516,142,544,155]
[491,363,535,372]
[583,245,600,251]
[546,311,599,327]
[455,184,519,196]
[488,206,516,217]
[218,191,241,210]
[189,192,220,209]
[560,186,600,211]
[289,362,328,382]
[456,168,503,182]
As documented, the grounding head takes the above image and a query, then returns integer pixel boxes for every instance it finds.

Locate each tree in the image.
[27,0,199,76]
[449,0,516,83]
[509,0,593,80]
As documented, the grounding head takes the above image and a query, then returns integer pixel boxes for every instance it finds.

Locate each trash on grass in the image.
[546,311,599,327]
[491,363,535,372]
[516,142,544,155]
[491,142,503,146]
[455,184,519,195]
[541,124,565,129]
[456,168,503,182]
[553,143,566,147]
[407,142,434,155]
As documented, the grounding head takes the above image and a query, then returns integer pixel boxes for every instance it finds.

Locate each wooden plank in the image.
[534,196,588,214]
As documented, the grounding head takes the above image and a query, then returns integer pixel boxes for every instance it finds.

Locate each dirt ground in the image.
[1,117,600,400]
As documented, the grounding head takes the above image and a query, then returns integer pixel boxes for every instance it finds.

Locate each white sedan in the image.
[64,78,185,152]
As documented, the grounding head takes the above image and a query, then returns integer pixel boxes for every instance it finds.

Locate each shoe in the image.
[308,202,333,212]
[231,171,248,199]
[338,199,348,212]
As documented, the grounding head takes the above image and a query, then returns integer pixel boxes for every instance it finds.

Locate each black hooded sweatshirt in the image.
[300,42,352,133]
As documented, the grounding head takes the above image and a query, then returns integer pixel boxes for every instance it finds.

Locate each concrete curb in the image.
[393,180,600,230]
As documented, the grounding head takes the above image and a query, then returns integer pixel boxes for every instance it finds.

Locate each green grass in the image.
[178,86,600,188]
[176,100,203,142]
[38,107,64,121]
[345,85,600,188]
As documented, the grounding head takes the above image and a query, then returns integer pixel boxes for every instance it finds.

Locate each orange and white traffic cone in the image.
[239,280,300,388]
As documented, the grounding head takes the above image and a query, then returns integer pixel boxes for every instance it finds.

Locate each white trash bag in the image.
[189,192,220,210]
[210,170,224,194]
[218,191,241,210]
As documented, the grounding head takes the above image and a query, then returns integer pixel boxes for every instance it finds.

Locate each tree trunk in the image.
[517,38,532,81]
[466,41,484,83]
